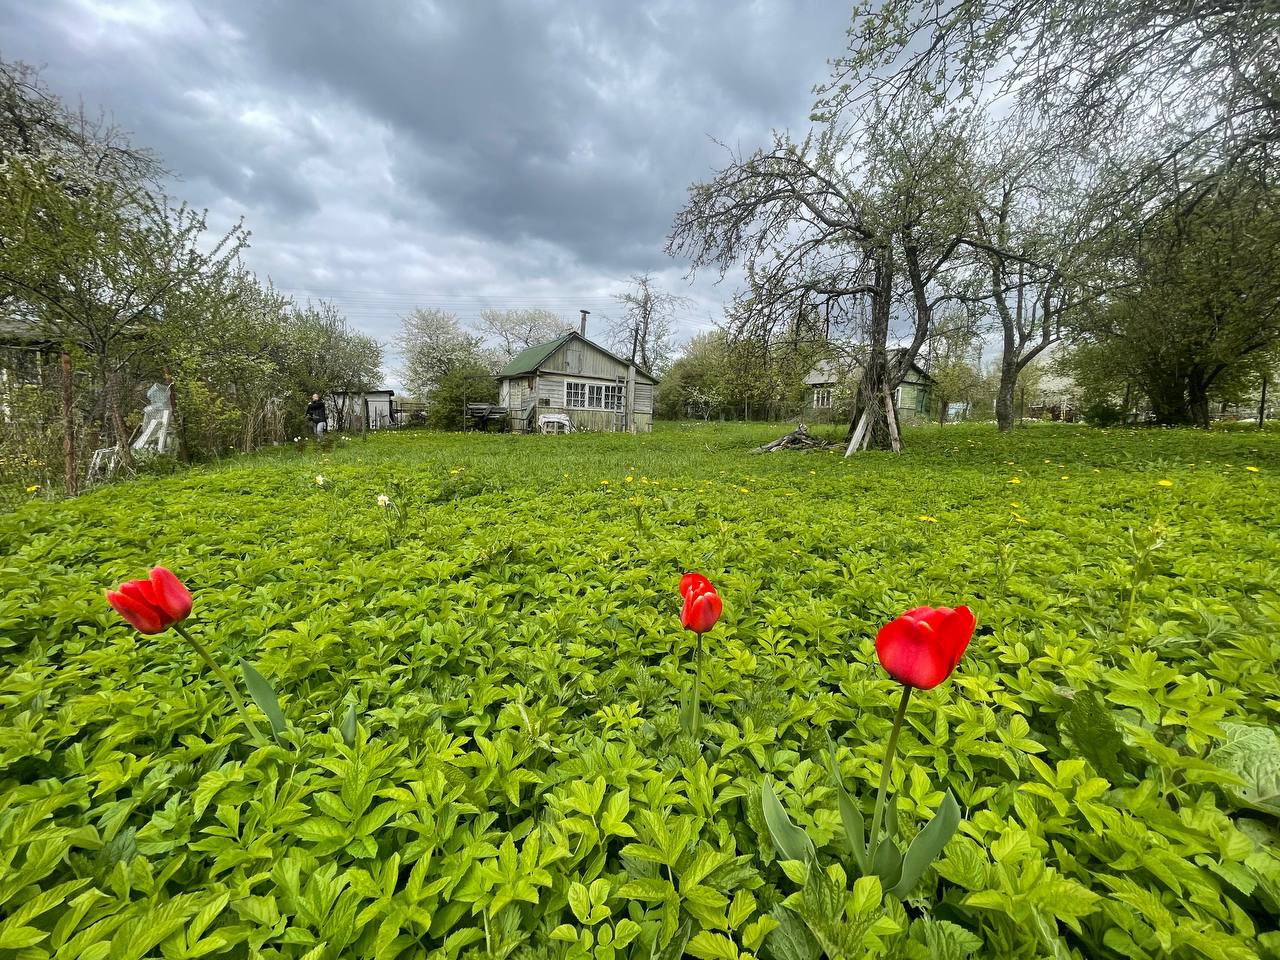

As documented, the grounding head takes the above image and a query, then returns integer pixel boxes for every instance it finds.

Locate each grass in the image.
[2,421,1279,959]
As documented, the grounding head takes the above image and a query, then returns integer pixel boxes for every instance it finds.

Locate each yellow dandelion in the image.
[739,487,750,494]
[808,470,816,475]
[1008,477,1021,484]
[1012,513,1029,524]
[1060,475,1070,480]
[1245,466,1260,472]
[1156,479,1174,487]
[599,479,610,486]
[625,475,634,483]
[25,484,40,493]
[918,515,938,523]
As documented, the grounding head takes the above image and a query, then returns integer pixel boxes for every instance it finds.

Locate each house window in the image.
[565,380,623,410]
[813,387,832,409]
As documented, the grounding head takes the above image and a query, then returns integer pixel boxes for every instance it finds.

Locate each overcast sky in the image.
[3,1,855,382]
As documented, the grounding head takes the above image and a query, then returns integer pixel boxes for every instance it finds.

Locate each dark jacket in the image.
[306,399,327,423]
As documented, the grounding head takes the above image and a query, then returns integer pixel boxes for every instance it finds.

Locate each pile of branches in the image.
[750,424,836,453]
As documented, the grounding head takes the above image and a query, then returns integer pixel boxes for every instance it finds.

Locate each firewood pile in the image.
[750,424,836,453]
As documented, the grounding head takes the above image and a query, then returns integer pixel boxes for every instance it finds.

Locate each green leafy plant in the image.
[1,423,1277,959]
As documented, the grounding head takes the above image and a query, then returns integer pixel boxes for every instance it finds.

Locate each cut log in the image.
[750,424,836,453]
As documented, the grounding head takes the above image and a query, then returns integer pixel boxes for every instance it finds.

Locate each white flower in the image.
[377,494,391,508]
[315,474,327,486]
[293,436,301,442]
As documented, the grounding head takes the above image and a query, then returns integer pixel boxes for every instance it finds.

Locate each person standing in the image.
[306,393,328,439]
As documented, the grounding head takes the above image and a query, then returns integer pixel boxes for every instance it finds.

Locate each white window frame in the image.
[813,387,833,409]
[564,380,623,411]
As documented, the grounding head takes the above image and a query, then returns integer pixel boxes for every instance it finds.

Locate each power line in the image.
[275,286,622,303]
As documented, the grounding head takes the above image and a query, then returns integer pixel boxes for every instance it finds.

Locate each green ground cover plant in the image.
[2,422,1278,960]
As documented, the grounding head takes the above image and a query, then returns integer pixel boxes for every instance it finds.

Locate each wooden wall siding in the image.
[543,339,657,383]
[634,383,654,413]
[538,375,565,403]
[897,383,930,415]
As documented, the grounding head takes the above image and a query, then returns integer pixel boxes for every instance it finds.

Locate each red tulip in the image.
[874,605,975,690]
[680,572,723,634]
[106,566,193,634]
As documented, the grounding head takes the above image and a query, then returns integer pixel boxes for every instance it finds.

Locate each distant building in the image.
[496,330,658,433]
[803,350,934,421]
[0,319,60,422]
[329,389,396,430]
[1025,371,1078,422]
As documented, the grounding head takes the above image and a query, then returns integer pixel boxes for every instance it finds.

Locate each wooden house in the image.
[803,350,935,421]
[496,331,658,433]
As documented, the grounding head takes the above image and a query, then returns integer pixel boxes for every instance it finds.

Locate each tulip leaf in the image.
[338,702,358,747]
[827,739,867,872]
[885,794,898,843]
[241,661,288,742]
[761,778,816,865]
[889,791,962,897]
[871,838,902,890]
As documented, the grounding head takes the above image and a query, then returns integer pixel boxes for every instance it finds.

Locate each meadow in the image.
[2,422,1279,960]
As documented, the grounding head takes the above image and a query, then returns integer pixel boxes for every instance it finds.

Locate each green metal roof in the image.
[496,333,574,378]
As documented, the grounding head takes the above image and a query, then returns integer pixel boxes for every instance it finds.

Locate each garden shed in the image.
[496,330,658,433]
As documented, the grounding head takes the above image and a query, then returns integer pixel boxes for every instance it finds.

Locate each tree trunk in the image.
[1187,377,1211,429]
[995,359,1018,432]
[1259,373,1268,428]
[845,348,897,453]
[844,249,900,455]
[61,350,78,496]
[109,374,135,468]
[1148,375,1192,425]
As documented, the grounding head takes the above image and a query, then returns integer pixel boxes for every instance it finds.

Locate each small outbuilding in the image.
[496,330,658,433]
[329,389,396,430]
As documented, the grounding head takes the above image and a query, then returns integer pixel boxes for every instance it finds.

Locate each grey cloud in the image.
[3,0,854,365]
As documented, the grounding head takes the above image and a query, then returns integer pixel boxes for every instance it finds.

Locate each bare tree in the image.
[0,58,163,188]
[476,308,569,364]
[669,87,1015,452]
[606,273,685,374]
[962,126,1109,431]
[817,0,1280,216]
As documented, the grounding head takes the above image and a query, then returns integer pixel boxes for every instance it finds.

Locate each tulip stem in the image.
[691,631,703,737]
[173,624,265,743]
[868,685,912,866]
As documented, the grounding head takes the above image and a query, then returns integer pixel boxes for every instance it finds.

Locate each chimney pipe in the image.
[579,309,590,337]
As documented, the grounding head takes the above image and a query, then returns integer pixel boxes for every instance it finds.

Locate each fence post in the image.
[60,350,78,496]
